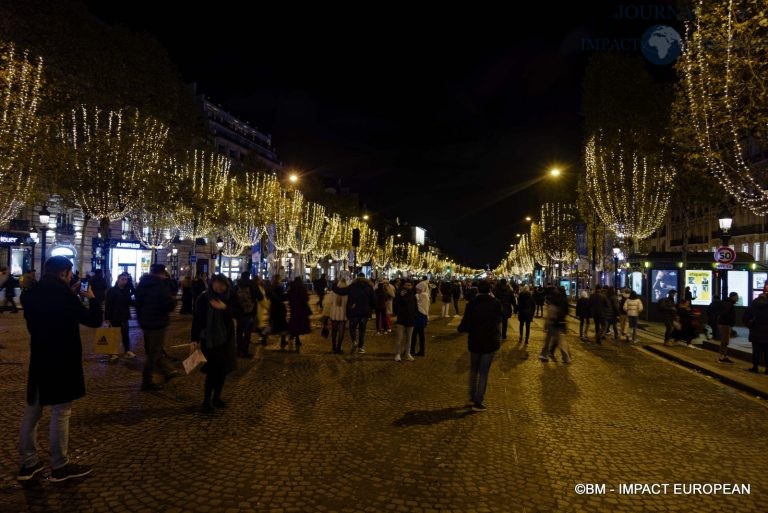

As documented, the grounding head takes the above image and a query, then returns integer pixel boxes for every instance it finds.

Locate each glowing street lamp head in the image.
[549,168,561,177]
[289,174,298,184]
[362,214,369,221]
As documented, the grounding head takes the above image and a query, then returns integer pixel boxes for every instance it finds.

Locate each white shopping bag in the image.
[182,349,207,374]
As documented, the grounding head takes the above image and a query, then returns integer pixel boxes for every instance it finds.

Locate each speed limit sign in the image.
[714,246,736,264]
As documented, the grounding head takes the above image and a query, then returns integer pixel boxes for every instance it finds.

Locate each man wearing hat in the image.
[135,264,178,390]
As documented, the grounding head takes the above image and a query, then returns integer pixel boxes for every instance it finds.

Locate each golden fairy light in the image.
[680,0,768,213]
[540,202,577,263]
[60,106,169,237]
[584,131,674,242]
[171,149,230,240]
[0,43,43,224]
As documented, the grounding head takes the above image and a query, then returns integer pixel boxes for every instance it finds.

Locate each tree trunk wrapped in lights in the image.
[680,0,768,214]
[0,43,43,224]
[59,106,169,239]
[540,202,577,263]
[584,131,675,247]
[171,150,230,242]
[529,222,548,266]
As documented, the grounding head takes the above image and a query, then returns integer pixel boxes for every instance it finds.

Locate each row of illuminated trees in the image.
[497,0,767,282]
[0,41,475,278]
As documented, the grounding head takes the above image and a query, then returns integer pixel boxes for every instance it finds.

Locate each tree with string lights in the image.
[540,202,577,281]
[0,43,43,225]
[679,0,768,214]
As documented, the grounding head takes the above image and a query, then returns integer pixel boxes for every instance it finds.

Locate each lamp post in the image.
[718,208,734,300]
[171,247,179,280]
[612,245,621,290]
[216,237,224,275]
[287,251,293,280]
[38,205,51,276]
[29,226,38,275]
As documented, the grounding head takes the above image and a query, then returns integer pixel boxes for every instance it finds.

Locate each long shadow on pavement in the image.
[392,406,475,427]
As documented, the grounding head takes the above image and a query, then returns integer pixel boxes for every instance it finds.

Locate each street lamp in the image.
[718,207,734,300]
[216,236,224,274]
[362,214,369,221]
[289,174,298,184]
[549,168,561,177]
[38,205,51,276]
[525,216,532,222]
[612,245,621,289]
[29,226,38,275]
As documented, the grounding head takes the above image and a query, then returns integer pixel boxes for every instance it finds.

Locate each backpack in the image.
[237,285,255,314]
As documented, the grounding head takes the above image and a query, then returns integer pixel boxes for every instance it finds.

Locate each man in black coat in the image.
[744,293,768,373]
[589,286,610,344]
[393,279,417,361]
[135,264,178,390]
[105,272,135,360]
[17,256,102,482]
[333,273,376,354]
[458,280,503,412]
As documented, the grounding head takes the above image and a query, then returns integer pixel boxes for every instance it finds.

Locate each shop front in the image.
[93,238,152,286]
[0,231,33,276]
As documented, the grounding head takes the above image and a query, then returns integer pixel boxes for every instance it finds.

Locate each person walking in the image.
[743,292,768,374]
[458,280,503,412]
[17,256,103,482]
[533,286,545,318]
[576,290,591,340]
[313,273,328,310]
[493,279,515,340]
[589,286,609,344]
[234,272,256,358]
[135,264,178,391]
[717,292,739,364]
[375,280,393,334]
[104,272,136,361]
[623,291,644,343]
[451,280,462,316]
[618,288,630,338]
[393,279,417,361]
[604,287,620,341]
[192,273,208,305]
[269,276,290,350]
[440,280,452,318]
[287,276,311,352]
[191,274,239,413]
[659,290,678,345]
[179,275,194,314]
[333,273,376,354]
[323,278,348,353]
[411,280,430,357]
[539,286,571,363]
[516,285,535,344]
[89,269,108,313]
[1,267,19,313]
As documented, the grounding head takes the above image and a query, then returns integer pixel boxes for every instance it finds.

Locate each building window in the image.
[742,243,749,254]
[710,246,717,253]
[229,149,237,159]
[755,243,761,262]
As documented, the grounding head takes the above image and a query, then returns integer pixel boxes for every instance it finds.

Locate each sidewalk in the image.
[634,319,768,400]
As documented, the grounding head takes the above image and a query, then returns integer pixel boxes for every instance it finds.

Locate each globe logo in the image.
[641,25,682,65]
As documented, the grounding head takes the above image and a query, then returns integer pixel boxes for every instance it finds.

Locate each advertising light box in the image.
[684,270,712,306]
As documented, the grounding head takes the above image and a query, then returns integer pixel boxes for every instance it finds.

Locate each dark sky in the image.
[84,1,683,268]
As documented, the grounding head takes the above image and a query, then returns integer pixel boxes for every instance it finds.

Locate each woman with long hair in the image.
[287,276,311,352]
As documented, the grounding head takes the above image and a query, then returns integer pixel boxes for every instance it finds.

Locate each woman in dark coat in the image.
[493,279,515,340]
[287,277,311,352]
[269,275,289,349]
[516,286,535,344]
[191,274,239,413]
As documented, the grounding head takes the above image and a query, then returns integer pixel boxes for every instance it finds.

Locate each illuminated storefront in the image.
[0,232,31,275]
[93,239,152,285]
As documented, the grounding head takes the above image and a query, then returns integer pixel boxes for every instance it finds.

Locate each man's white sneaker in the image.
[124,351,136,359]
[405,354,415,361]
[394,354,402,362]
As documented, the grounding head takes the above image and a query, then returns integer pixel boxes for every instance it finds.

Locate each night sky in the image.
[84,1,684,268]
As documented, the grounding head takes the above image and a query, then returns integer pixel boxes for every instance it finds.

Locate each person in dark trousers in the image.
[192,273,208,305]
[533,287,545,317]
[287,277,311,352]
[516,285,535,344]
[451,280,462,316]
[234,272,256,358]
[439,280,453,318]
[105,272,135,361]
[192,274,239,413]
[394,279,417,361]
[269,276,290,349]
[604,287,620,340]
[89,269,108,312]
[135,264,178,391]
[706,298,721,341]
[333,273,376,354]
[539,286,571,363]
[675,300,696,347]
[659,290,678,345]
[576,290,591,340]
[717,292,739,364]
[493,279,515,340]
[743,292,768,374]
[411,280,430,356]
[1,267,19,313]
[313,273,327,310]
[589,286,610,344]
[458,280,503,412]
[17,256,102,482]
[179,275,194,314]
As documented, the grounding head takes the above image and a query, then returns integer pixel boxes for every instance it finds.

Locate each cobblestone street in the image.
[1,302,767,512]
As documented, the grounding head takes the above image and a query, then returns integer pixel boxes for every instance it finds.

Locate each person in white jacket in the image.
[411,280,431,356]
[622,291,644,343]
[322,278,349,353]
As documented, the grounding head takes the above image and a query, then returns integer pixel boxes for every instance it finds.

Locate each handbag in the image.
[183,348,207,374]
[93,326,122,355]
